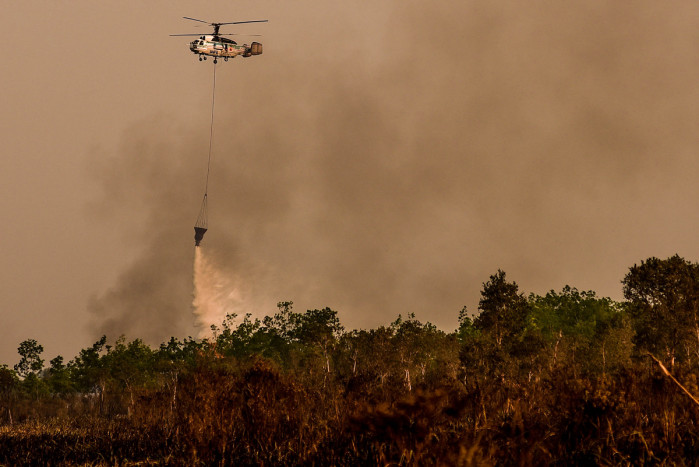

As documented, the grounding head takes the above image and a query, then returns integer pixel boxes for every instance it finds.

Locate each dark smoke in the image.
[89,1,699,343]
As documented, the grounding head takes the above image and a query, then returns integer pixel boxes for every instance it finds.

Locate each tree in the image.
[45,355,74,394]
[528,286,627,375]
[622,255,699,367]
[390,314,452,391]
[459,327,504,384]
[105,336,154,415]
[70,335,109,413]
[254,301,303,366]
[262,301,298,342]
[292,307,344,345]
[215,313,262,358]
[0,365,18,425]
[474,270,529,348]
[251,302,346,373]
[14,339,44,378]
[456,306,476,343]
[292,307,344,375]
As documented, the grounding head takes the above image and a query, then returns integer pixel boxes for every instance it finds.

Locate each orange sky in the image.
[1,1,698,365]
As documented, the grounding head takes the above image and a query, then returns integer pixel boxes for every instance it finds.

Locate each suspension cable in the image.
[195,61,217,231]
[205,61,217,196]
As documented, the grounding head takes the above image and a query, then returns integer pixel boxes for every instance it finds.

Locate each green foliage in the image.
[0,366,18,396]
[459,328,503,381]
[69,335,107,394]
[474,270,528,348]
[45,356,74,394]
[456,306,475,342]
[14,339,44,379]
[528,286,628,374]
[105,337,155,399]
[292,307,344,344]
[623,255,699,366]
[20,373,49,400]
[461,271,533,381]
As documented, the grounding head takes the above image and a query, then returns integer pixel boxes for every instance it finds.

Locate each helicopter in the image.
[171,17,267,63]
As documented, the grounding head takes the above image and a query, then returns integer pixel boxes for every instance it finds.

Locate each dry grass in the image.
[2,358,699,465]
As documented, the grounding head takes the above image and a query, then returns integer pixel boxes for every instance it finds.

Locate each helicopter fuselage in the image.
[189,35,262,60]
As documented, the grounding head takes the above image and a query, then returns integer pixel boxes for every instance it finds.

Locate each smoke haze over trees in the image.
[85,0,699,349]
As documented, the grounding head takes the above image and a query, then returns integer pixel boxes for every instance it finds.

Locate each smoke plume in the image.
[88,1,699,344]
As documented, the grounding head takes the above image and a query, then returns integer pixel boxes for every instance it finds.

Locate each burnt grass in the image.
[2,359,699,466]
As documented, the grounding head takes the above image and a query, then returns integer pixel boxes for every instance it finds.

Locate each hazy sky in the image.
[1,1,697,366]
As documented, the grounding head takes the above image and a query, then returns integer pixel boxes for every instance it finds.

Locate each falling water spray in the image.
[192,247,247,337]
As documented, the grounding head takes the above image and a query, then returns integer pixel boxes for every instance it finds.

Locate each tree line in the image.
[1,254,699,465]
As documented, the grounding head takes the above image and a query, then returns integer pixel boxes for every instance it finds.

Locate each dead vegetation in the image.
[3,256,699,464]
[2,353,699,465]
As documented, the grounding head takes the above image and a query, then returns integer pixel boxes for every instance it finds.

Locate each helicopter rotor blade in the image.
[183,16,210,24]
[218,20,268,26]
[217,33,263,37]
[169,33,262,37]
